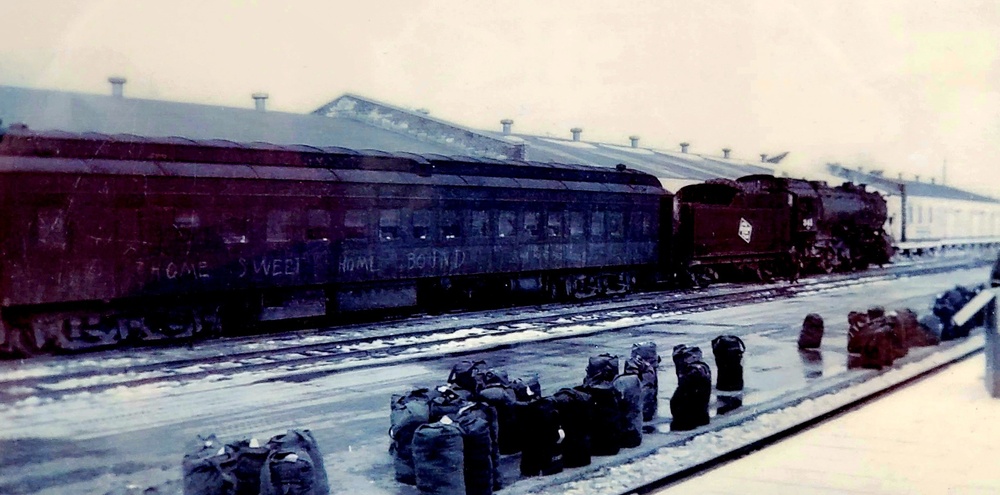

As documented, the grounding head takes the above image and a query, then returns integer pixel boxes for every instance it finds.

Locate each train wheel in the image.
[755,264,775,283]
[690,266,716,288]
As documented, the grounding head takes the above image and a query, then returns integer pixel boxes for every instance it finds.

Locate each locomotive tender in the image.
[0,125,890,357]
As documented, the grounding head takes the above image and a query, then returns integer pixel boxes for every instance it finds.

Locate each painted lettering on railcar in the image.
[338,254,378,274]
[137,260,211,281]
[403,249,466,272]
[238,256,306,278]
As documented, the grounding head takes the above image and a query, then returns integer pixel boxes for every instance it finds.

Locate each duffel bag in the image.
[412,420,466,495]
[859,329,895,369]
[711,335,745,392]
[260,430,328,495]
[550,388,593,468]
[518,397,564,477]
[512,375,542,402]
[227,439,269,495]
[584,353,619,387]
[671,345,703,376]
[456,402,501,491]
[623,356,658,421]
[448,360,487,395]
[182,434,237,495]
[670,361,711,431]
[389,388,434,484]
[847,311,870,353]
[612,374,643,448]
[455,410,494,495]
[575,384,622,456]
[631,341,661,367]
[478,382,521,455]
[798,313,824,349]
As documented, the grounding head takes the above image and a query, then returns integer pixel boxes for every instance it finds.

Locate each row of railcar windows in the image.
[28,207,655,251]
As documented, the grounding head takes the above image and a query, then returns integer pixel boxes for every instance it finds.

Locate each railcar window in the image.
[379,209,401,241]
[266,210,294,242]
[471,210,489,238]
[307,210,331,241]
[221,217,249,245]
[440,210,462,240]
[608,211,624,239]
[413,210,431,240]
[546,211,564,238]
[524,211,542,238]
[498,210,516,238]
[569,211,585,238]
[592,211,606,239]
[343,210,369,239]
[630,211,650,238]
[36,208,67,250]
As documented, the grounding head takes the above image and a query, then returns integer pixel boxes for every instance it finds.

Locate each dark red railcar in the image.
[0,125,667,357]
[673,179,793,285]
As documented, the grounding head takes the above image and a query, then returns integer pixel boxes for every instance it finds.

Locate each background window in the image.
[413,210,431,240]
[524,211,541,238]
[379,209,401,241]
[546,211,564,238]
[498,210,516,238]
[569,211,586,238]
[36,208,67,249]
[471,210,489,238]
[440,210,461,240]
[343,210,368,239]
[608,211,624,239]
[267,210,293,242]
[307,210,331,241]
[592,211,606,239]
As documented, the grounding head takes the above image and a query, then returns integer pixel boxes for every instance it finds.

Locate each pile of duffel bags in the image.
[670,335,746,431]
[389,338,747,495]
[388,342,667,495]
[182,429,328,495]
[837,285,986,369]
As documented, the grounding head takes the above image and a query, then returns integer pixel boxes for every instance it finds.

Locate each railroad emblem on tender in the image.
[738,217,753,243]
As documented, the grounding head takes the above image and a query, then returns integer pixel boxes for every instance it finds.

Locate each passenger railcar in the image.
[0,126,666,356]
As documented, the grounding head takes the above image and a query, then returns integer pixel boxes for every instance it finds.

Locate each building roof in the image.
[0,85,459,155]
[315,94,775,192]
[827,164,999,203]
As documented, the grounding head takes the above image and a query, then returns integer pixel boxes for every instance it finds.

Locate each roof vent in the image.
[501,119,513,135]
[629,135,640,148]
[722,148,731,159]
[898,172,904,179]
[914,175,920,182]
[760,153,768,162]
[571,128,582,141]
[415,108,430,115]
[252,92,269,112]
[108,77,127,98]
[931,177,936,184]
[680,142,690,153]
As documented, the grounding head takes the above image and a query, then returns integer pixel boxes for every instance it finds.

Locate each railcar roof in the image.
[827,164,998,203]
[0,126,665,193]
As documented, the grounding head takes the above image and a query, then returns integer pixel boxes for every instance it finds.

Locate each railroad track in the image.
[0,256,989,401]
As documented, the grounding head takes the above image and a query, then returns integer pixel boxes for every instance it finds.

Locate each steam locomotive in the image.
[0,125,891,357]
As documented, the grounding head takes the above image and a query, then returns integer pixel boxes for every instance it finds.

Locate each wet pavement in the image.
[0,267,992,494]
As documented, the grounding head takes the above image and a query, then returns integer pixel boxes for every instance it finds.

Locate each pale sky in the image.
[1,0,998,196]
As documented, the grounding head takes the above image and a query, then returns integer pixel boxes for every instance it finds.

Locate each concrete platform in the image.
[657,352,1000,494]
